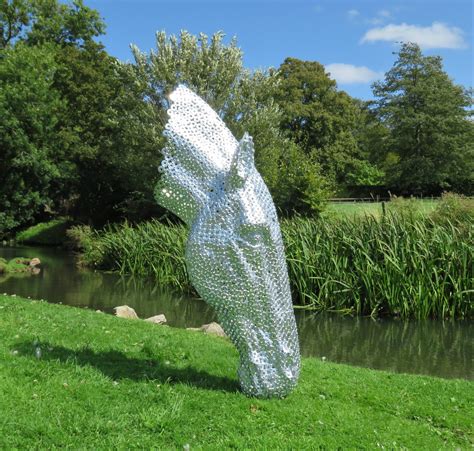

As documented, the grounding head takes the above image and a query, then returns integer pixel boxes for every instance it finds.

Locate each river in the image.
[1,245,472,380]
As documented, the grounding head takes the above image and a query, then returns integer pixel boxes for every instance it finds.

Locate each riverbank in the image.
[0,294,472,448]
[68,195,473,319]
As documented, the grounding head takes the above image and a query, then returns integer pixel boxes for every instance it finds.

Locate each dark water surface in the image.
[1,245,472,380]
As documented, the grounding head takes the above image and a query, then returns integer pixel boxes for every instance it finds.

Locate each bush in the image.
[431,192,474,226]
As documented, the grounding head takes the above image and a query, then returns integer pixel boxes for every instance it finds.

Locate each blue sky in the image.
[87,0,473,100]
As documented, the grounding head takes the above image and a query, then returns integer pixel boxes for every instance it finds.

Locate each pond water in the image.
[1,245,472,380]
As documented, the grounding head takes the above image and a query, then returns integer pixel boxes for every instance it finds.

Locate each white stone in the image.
[200,322,226,337]
[144,314,167,325]
[114,305,139,319]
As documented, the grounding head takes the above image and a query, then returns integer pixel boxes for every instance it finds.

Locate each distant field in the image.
[325,199,439,218]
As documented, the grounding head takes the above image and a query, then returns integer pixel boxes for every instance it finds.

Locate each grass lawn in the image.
[0,294,472,448]
[325,199,438,218]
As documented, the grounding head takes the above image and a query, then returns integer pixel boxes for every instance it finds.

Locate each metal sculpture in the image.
[156,85,300,398]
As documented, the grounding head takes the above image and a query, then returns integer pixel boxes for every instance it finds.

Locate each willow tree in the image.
[131,31,329,214]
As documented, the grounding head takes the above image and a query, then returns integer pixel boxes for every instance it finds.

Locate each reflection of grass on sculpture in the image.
[1,294,472,449]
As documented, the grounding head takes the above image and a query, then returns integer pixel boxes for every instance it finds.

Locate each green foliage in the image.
[0,0,104,48]
[132,30,243,114]
[0,43,64,235]
[272,142,331,214]
[51,44,160,225]
[26,0,104,46]
[0,0,30,48]
[1,1,472,235]
[274,58,368,189]
[1,294,473,448]
[132,31,329,215]
[224,70,330,214]
[0,1,160,230]
[373,43,474,195]
[345,159,385,187]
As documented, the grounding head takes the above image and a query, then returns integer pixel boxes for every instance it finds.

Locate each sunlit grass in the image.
[15,218,71,246]
[324,199,438,218]
[1,294,472,448]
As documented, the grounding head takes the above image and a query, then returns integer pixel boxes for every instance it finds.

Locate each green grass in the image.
[16,218,71,246]
[0,257,33,274]
[0,295,472,449]
[324,199,438,218]
[283,213,473,318]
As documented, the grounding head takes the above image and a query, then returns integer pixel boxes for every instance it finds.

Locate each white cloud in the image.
[325,63,382,84]
[347,9,359,19]
[361,22,467,49]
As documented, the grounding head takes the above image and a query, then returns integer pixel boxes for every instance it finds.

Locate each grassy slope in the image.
[0,295,472,449]
[15,219,71,246]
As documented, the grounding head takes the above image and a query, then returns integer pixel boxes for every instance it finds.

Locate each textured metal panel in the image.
[156,85,300,397]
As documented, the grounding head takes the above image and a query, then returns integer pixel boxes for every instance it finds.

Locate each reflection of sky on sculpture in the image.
[88,0,472,100]
[1,245,472,381]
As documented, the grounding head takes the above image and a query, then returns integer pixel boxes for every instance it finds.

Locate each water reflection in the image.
[296,311,473,380]
[0,246,215,328]
[1,245,472,380]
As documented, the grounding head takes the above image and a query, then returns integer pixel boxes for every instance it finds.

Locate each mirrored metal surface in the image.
[155,86,300,397]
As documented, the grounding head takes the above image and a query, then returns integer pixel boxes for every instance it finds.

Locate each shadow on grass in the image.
[14,341,239,393]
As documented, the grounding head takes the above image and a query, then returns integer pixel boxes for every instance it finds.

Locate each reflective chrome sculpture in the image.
[156,85,300,398]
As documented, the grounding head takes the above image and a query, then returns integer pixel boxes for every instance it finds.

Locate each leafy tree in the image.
[26,0,104,46]
[0,0,103,49]
[1,0,159,229]
[274,57,368,189]
[372,43,473,195]
[0,43,64,235]
[51,44,160,225]
[0,0,30,48]
[346,99,388,190]
[132,31,329,215]
[132,30,243,123]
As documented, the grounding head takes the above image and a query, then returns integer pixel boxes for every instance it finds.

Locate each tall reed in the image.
[70,204,473,319]
[282,213,472,319]
[69,220,189,291]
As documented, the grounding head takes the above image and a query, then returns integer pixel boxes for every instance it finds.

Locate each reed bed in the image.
[69,220,189,291]
[282,214,472,318]
[70,200,473,319]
